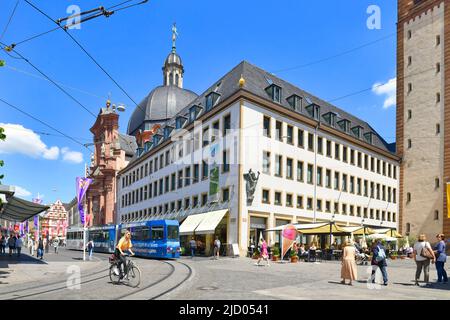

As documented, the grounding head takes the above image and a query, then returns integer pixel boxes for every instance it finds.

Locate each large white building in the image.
[117,48,400,256]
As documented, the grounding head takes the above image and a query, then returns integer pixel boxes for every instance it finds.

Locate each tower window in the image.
[436,63,441,73]
[436,35,441,46]
[435,178,440,189]
[434,210,439,220]
[436,124,440,135]
[407,30,412,39]
[408,56,412,66]
[408,83,412,93]
[175,73,179,86]
[407,109,412,120]
[437,92,441,103]
[406,192,411,203]
[407,139,412,149]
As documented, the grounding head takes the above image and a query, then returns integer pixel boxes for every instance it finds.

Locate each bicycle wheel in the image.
[109,264,121,284]
[126,265,141,288]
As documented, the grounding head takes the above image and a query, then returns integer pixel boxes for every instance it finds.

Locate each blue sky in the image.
[0,0,397,205]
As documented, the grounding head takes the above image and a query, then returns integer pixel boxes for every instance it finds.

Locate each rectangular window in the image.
[325,201,331,213]
[286,125,293,144]
[263,151,271,174]
[335,143,340,160]
[334,202,339,214]
[357,178,362,195]
[370,182,375,198]
[357,152,362,167]
[185,167,191,186]
[342,146,348,162]
[275,192,282,206]
[262,189,270,204]
[202,126,210,147]
[342,204,347,215]
[149,160,153,174]
[193,196,199,208]
[171,173,176,191]
[297,195,303,209]
[349,205,354,216]
[275,155,282,177]
[364,154,369,170]
[298,129,304,148]
[276,121,282,141]
[153,181,158,197]
[377,160,381,174]
[317,199,322,212]
[307,197,313,210]
[371,157,375,172]
[222,188,230,202]
[376,183,380,200]
[350,149,355,165]
[202,193,208,206]
[286,158,293,179]
[349,176,354,194]
[166,151,170,166]
[307,164,314,184]
[317,137,323,154]
[158,178,163,195]
[211,120,220,142]
[223,114,231,136]
[160,155,164,169]
[308,133,314,151]
[286,194,293,207]
[326,140,332,157]
[178,170,183,189]
[325,169,331,188]
[317,167,323,186]
[184,198,190,209]
[334,172,340,190]
[297,161,304,182]
[393,188,397,203]
[202,161,209,179]
[165,176,169,193]
[342,174,347,192]
[222,150,230,172]
[193,164,199,183]
[263,116,271,137]
[382,185,386,201]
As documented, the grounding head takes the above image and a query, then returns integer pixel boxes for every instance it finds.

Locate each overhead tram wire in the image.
[22,0,152,119]
[0,97,93,152]
[4,126,91,142]
[0,0,20,41]
[0,41,97,118]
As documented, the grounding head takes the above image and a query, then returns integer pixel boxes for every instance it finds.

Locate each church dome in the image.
[164,52,182,67]
[127,85,197,136]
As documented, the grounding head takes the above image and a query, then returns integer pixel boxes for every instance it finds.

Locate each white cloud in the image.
[0,123,59,160]
[61,147,83,164]
[372,77,396,109]
[14,186,32,197]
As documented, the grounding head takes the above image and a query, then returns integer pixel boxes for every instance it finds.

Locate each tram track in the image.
[148,260,193,300]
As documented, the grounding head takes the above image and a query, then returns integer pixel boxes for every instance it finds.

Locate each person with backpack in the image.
[413,234,436,286]
[213,236,221,260]
[434,234,448,284]
[371,240,388,286]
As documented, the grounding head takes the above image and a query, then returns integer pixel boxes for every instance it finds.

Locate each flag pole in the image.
[83,163,87,262]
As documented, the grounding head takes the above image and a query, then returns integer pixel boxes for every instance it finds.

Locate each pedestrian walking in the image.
[341,240,358,285]
[15,235,22,257]
[189,237,196,258]
[413,234,435,286]
[28,237,34,256]
[0,235,6,254]
[37,237,44,259]
[213,236,221,260]
[86,239,94,260]
[371,240,388,286]
[44,237,49,254]
[255,238,270,266]
[53,238,59,254]
[7,234,16,257]
[433,234,447,284]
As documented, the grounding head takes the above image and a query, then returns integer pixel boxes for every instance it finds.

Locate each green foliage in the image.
[290,248,298,257]
[271,246,280,257]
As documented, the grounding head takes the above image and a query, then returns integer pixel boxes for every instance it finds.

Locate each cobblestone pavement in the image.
[169,256,450,300]
[1,248,449,300]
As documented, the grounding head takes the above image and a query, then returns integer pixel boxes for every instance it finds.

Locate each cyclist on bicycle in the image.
[115,230,134,279]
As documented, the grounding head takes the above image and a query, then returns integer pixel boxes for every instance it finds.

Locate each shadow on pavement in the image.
[0,252,47,269]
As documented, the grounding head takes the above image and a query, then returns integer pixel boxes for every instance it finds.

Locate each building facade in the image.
[86,102,137,226]
[397,0,450,240]
[117,58,400,256]
[40,199,67,240]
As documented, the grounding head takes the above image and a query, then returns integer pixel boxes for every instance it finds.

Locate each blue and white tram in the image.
[66,227,85,251]
[89,225,117,253]
[119,220,180,259]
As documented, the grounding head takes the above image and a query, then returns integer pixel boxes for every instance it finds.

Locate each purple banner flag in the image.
[32,197,42,227]
[76,177,92,226]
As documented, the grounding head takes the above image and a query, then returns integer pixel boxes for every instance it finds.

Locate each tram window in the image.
[167,226,179,239]
[151,226,164,240]
[130,227,150,241]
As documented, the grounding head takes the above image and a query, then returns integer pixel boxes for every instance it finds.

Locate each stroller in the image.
[356,248,370,265]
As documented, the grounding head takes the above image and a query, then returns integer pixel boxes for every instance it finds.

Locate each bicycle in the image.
[109,254,141,288]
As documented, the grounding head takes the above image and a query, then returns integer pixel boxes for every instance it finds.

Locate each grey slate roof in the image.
[129,60,396,163]
[127,85,198,136]
[118,133,137,157]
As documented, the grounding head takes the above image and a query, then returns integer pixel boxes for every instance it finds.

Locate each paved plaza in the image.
[0,248,448,300]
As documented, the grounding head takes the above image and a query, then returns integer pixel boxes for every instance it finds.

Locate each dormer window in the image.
[337,119,351,133]
[265,84,282,103]
[163,125,174,139]
[322,112,337,127]
[305,103,320,120]
[351,126,363,139]
[364,132,374,144]
[175,115,187,129]
[286,94,302,111]
[205,92,220,111]
[189,105,203,122]
[144,141,153,151]
[153,134,163,146]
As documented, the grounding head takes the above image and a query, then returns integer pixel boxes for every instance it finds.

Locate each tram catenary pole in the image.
[83,163,87,262]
